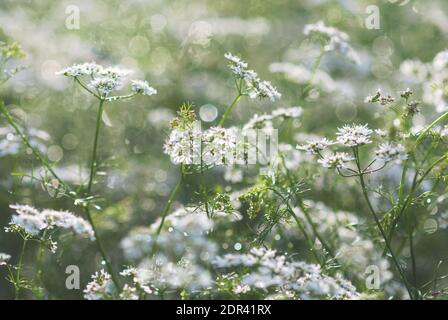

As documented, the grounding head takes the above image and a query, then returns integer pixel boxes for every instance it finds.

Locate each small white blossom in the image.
[318,152,354,169]
[336,124,372,147]
[399,60,428,83]
[364,89,395,105]
[8,204,95,241]
[297,138,334,155]
[119,284,139,300]
[131,80,157,96]
[88,76,123,95]
[0,253,11,266]
[84,269,115,300]
[375,142,407,163]
[303,21,359,64]
[225,52,281,101]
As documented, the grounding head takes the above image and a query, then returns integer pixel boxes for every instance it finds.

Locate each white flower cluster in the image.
[164,124,238,166]
[131,80,157,96]
[57,62,156,97]
[84,269,115,300]
[318,152,354,169]
[7,204,95,241]
[243,106,303,131]
[297,137,334,155]
[400,50,448,113]
[336,124,372,147]
[214,247,358,300]
[225,53,281,101]
[364,89,395,106]
[375,142,407,163]
[0,252,11,266]
[119,267,154,298]
[121,206,224,262]
[303,21,359,64]
[163,124,202,165]
[399,60,428,83]
[289,201,396,295]
[128,257,213,294]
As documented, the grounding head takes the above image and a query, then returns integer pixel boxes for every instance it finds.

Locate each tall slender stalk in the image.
[83,98,119,289]
[218,93,242,127]
[353,147,415,299]
[15,238,28,299]
[0,102,68,191]
[150,169,184,257]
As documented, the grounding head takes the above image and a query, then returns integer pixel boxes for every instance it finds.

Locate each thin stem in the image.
[353,148,415,299]
[415,111,448,146]
[87,99,104,194]
[301,49,324,99]
[84,206,120,288]
[410,230,417,286]
[0,101,70,192]
[385,153,448,252]
[33,231,47,299]
[218,93,242,127]
[15,238,28,299]
[83,98,119,289]
[280,155,334,257]
[150,169,184,257]
[74,77,101,99]
[268,187,324,267]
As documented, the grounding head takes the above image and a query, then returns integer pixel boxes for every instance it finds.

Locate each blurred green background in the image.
[1,0,448,299]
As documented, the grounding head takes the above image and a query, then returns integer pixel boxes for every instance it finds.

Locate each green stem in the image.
[15,238,28,300]
[84,206,119,288]
[218,93,242,127]
[268,187,324,268]
[150,169,184,257]
[415,111,448,146]
[301,50,324,99]
[280,155,334,257]
[410,230,417,286]
[385,153,448,253]
[353,148,415,299]
[83,98,119,289]
[297,199,334,257]
[87,99,104,194]
[33,231,47,299]
[0,101,69,192]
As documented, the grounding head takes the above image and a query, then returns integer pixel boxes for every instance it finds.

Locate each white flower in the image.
[131,80,157,96]
[163,125,202,165]
[119,284,139,300]
[399,60,428,83]
[202,127,238,166]
[224,52,249,78]
[8,204,95,241]
[375,129,388,138]
[213,247,358,299]
[225,52,281,101]
[375,142,407,163]
[88,76,123,95]
[432,50,448,71]
[0,253,11,266]
[56,62,102,77]
[243,107,302,131]
[336,124,372,147]
[84,269,115,300]
[364,89,395,105]
[297,138,334,155]
[303,21,359,64]
[318,152,354,169]
[249,79,281,101]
